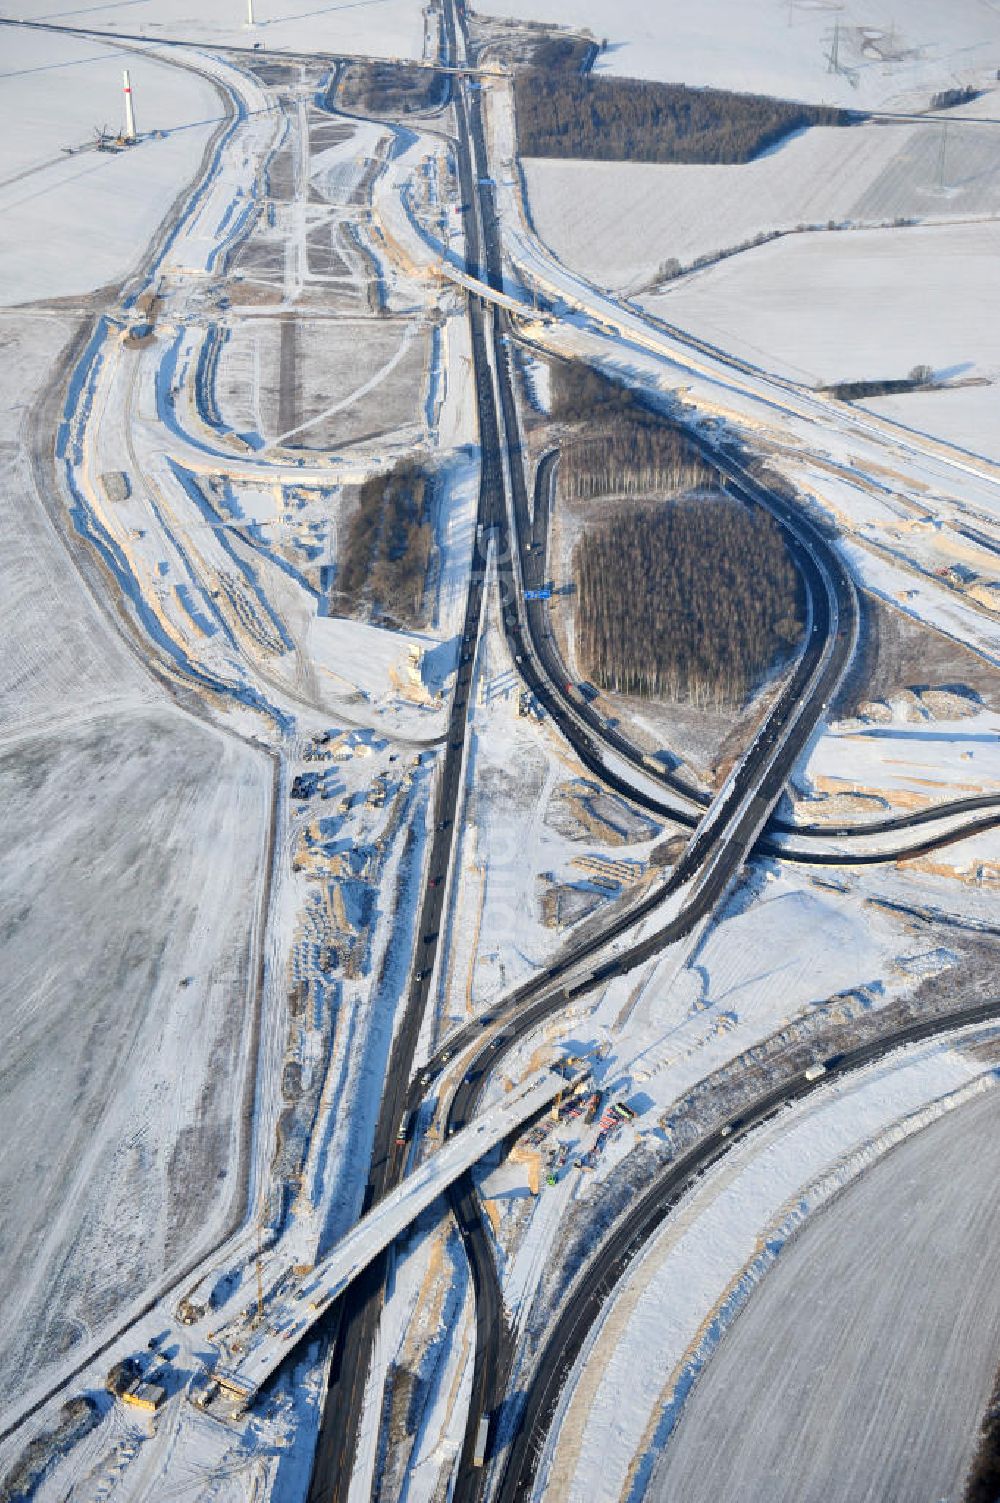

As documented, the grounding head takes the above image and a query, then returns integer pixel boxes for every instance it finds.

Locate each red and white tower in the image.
[122,68,137,142]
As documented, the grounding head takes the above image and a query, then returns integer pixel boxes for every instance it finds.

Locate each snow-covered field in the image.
[0,316,152,733]
[0,311,274,1424]
[801,703,1000,808]
[480,0,999,110]
[0,708,271,1415]
[487,155,1000,669]
[0,30,224,305]
[217,317,431,449]
[652,1082,1000,1503]
[4,0,427,62]
[522,110,1000,293]
[538,1034,1000,1503]
[866,381,1000,462]
[644,220,1000,402]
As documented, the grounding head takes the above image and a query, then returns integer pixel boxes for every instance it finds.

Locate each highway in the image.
[432,5,858,1490]
[514,440,1000,857]
[493,997,1000,1503]
[2,13,992,1494]
[415,8,1000,1493]
[208,1066,574,1404]
[523,449,1000,854]
[304,24,510,1497]
[305,13,999,1501]
[308,9,1000,1496]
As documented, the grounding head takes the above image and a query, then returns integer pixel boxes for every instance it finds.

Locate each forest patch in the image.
[336,460,433,628]
[515,67,859,166]
[335,61,444,116]
[575,499,804,706]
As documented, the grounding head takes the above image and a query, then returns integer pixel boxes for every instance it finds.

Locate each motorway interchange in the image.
[4,5,1000,1502]
[269,9,1000,1499]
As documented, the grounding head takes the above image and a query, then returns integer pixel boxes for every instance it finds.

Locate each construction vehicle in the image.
[187,1371,219,1410]
[583,1091,602,1125]
[122,1381,165,1414]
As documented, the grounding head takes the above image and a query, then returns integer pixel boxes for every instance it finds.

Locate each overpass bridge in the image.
[433,260,551,323]
[210,1064,579,1405]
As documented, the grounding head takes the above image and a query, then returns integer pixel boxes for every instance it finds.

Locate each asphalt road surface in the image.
[494,997,1000,1503]
[442,10,853,1490]
[306,12,1000,1498]
[524,450,1000,851]
[304,39,508,1499]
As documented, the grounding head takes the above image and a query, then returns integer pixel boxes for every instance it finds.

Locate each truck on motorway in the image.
[396,1110,413,1146]
[473,1413,490,1466]
[804,1063,827,1081]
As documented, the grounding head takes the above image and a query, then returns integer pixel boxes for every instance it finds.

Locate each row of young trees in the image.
[336,460,433,628]
[559,428,713,502]
[575,500,804,707]
[515,71,855,164]
[547,360,713,501]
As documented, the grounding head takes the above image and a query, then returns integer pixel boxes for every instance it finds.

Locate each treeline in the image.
[337,61,444,117]
[515,70,857,164]
[337,460,433,627]
[649,211,921,291]
[930,85,980,110]
[549,359,647,422]
[549,361,712,501]
[824,364,936,402]
[575,500,803,706]
[528,34,595,74]
[560,428,712,501]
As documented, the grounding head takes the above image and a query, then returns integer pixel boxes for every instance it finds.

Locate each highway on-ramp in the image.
[515,447,1000,858]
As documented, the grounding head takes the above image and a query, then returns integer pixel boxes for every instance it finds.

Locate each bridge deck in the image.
[212,1065,572,1401]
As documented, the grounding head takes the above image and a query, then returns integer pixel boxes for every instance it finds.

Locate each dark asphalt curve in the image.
[523,451,1000,853]
[494,996,1000,1503]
